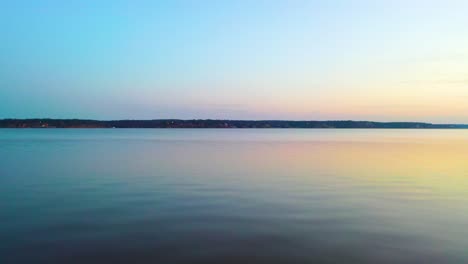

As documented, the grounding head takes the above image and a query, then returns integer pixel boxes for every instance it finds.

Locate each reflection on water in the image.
[1,129,468,263]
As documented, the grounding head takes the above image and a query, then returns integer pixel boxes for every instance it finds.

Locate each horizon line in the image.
[1,118,467,126]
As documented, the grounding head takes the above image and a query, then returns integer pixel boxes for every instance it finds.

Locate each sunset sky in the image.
[1,0,468,122]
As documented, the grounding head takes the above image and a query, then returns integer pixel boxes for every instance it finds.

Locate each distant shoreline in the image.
[1,119,467,129]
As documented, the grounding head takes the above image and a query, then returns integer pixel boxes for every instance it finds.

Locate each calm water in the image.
[1,129,468,263]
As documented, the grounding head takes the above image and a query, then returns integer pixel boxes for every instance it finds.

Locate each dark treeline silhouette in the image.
[1,119,467,128]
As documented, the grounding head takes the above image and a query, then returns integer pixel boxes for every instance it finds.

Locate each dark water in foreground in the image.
[1,129,468,264]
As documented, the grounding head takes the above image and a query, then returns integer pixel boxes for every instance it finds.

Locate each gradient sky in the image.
[1,0,468,122]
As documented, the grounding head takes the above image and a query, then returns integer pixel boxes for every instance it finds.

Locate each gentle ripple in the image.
[1,129,468,263]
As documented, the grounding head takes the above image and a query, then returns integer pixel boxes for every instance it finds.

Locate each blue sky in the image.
[1,0,468,122]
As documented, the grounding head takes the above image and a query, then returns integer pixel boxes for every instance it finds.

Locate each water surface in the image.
[1,129,468,263]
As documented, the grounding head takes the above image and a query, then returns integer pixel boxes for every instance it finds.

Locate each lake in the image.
[1,129,468,263]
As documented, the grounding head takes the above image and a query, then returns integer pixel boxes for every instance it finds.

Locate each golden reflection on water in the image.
[287,141,468,189]
[225,136,468,201]
[223,137,468,249]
